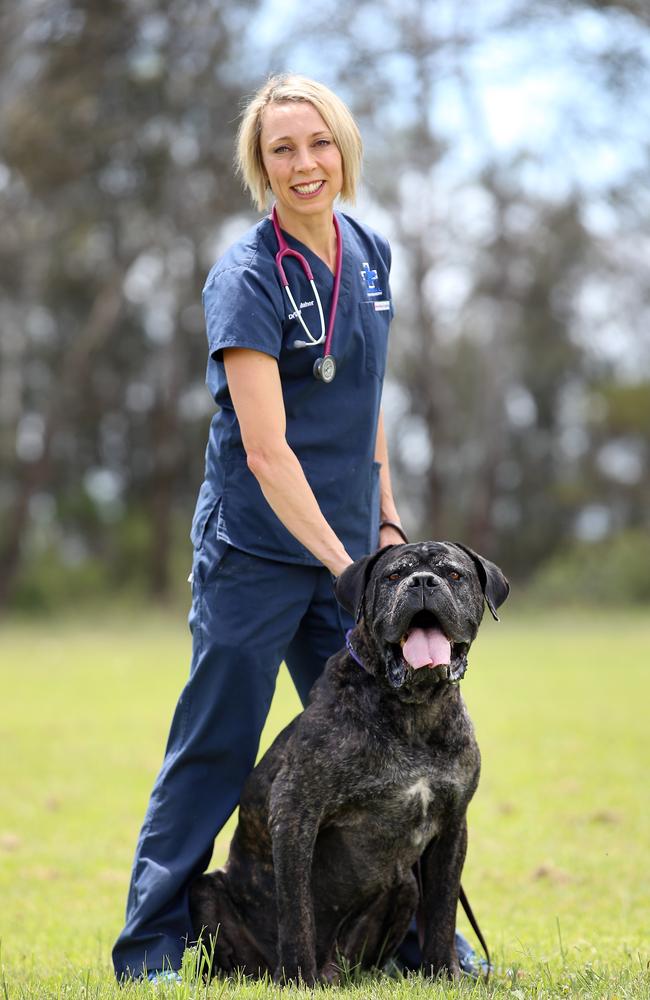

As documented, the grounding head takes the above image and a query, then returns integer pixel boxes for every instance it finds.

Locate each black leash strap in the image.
[459,883,491,980]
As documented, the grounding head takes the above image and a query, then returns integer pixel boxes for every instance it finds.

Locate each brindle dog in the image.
[190,541,509,983]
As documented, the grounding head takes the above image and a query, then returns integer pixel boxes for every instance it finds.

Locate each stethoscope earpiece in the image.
[272,205,342,383]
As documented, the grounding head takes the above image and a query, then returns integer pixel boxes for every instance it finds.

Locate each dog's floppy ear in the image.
[334,546,396,622]
[453,543,510,621]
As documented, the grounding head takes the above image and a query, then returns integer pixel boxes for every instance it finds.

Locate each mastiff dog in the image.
[190,541,509,983]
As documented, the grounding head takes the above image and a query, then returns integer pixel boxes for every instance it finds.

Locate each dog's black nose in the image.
[408,573,439,591]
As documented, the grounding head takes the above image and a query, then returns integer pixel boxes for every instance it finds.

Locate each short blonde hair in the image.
[237,74,363,212]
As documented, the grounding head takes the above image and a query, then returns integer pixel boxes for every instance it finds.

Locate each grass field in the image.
[1,606,649,998]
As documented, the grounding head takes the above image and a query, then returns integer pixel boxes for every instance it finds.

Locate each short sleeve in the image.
[381,237,395,320]
[202,263,284,362]
[383,237,392,274]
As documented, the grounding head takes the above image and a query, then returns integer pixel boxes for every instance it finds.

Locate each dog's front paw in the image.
[319,960,341,985]
[422,957,461,981]
[273,958,318,987]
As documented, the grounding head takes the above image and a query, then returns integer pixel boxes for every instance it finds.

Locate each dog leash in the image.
[459,884,491,979]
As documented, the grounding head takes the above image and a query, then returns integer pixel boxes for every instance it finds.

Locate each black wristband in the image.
[379,519,409,544]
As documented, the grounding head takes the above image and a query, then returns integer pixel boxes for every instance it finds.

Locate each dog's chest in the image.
[333,748,473,854]
[403,774,436,830]
[396,764,462,838]
[404,775,434,811]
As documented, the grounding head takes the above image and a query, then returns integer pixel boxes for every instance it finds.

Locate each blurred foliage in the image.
[529,529,650,605]
[9,506,191,613]
[0,0,260,609]
[1,0,649,612]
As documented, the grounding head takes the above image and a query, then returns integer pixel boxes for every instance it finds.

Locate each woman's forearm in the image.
[247,442,352,576]
[374,409,400,522]
[223,348,352,576]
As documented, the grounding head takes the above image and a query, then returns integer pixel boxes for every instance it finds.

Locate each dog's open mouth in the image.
[391,611,468,681]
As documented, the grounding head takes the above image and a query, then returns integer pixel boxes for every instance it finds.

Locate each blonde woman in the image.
[113,75,469,983]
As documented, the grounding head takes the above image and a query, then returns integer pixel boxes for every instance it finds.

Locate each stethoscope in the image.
[271,204,342,383]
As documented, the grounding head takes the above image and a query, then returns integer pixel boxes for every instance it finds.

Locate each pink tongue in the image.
[402,627,451,670]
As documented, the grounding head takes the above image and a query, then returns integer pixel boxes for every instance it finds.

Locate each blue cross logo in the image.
[360,261,382,297]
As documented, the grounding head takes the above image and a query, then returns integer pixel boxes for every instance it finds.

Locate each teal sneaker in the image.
[147,970,183,985]
[393,925,490,979]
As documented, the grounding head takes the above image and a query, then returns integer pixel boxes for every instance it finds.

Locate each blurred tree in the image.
[462,171,595,573]
[0,0,259,608]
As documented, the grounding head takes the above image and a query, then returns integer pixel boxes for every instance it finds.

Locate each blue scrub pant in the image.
[112,525,353,981]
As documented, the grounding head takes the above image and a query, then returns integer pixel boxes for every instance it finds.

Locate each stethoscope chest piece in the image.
[313,354,336,383]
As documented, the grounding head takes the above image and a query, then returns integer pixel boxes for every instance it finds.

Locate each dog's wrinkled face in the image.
[371,542,484,687]
[336,542,509,692]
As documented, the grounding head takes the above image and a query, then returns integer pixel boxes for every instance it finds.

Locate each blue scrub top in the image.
[191,210,393,566]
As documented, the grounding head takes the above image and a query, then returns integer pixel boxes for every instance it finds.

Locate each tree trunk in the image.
[0,272,124,613]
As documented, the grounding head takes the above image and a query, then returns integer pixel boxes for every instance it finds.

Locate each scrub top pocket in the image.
[359,300,390,379]
[190,480,222,550]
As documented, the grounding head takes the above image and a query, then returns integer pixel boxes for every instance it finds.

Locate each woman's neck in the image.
[275,207,338,274]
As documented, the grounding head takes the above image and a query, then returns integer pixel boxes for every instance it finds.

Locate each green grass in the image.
[1,606,649,998]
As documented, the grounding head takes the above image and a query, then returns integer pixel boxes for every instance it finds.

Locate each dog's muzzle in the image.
[382,573,470,688]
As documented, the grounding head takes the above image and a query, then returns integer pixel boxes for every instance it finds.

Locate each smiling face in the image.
[259,100,343,230]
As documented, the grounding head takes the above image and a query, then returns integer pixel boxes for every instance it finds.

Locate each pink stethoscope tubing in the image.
[271,204,342,356]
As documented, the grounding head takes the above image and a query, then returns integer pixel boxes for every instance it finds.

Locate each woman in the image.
[112,74,406,982]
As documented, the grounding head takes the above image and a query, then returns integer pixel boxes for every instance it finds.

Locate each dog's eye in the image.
[387,572,401,581]
[448,571,462,582]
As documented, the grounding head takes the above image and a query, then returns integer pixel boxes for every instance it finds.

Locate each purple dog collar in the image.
[345,629,365,669]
